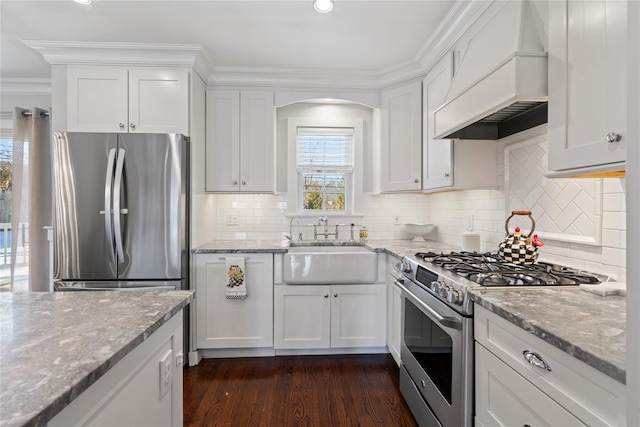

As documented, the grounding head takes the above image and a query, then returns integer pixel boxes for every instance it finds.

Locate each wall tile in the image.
[210,126,625,280]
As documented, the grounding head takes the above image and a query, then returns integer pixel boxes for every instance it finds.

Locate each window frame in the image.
[296,126,354,214]
[287,117,363,217]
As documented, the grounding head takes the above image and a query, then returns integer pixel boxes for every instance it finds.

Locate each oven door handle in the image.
[394,279,462,331]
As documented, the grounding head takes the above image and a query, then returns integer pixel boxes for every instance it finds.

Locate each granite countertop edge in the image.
[2,291,194,427]
[470,292,626,384]
[191,239,460,259]
[35,292,193,427]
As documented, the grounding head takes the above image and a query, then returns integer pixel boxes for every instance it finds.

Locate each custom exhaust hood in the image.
[433,0,548,140]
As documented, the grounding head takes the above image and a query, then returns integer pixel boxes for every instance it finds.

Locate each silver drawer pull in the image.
[523,350,551,371]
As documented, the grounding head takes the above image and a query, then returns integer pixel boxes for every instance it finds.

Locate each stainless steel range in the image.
[394,251,605,427]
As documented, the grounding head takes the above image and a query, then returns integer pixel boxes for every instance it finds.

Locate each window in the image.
[0,138,13,291]
[296,127,353,213]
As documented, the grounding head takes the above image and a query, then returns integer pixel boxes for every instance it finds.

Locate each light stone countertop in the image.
[192,238,462,258]
[470,287,626,384]
[193,239,290,253]
[191,239,627,384]
[0,290,193,427]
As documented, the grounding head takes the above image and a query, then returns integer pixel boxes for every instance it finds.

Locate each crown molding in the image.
[20,2,490,91]
[23,41,215,82]
[415,0,493,71]
[208,66,384,90]
[0,78,52,95]
[207,0,491,89]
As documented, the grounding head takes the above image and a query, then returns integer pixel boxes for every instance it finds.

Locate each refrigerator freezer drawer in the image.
[53,280,180,291]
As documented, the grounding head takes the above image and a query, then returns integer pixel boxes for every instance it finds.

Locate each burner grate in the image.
[415,251,602,286]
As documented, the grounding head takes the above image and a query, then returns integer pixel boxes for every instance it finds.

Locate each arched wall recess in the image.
[274,92,380,109]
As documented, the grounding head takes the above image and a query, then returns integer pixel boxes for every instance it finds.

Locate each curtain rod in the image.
[21,110,49,118]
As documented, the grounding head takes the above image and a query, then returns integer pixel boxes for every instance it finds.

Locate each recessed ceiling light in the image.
[313,0,334,14]
[74,0,92,4]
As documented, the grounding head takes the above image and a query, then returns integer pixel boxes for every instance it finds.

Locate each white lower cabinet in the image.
[49,313,184,427]
[274,284,386,350]
[386,256,402,365]
[474,304,626,427]
[195,253,273,349]
[475,344,584,427]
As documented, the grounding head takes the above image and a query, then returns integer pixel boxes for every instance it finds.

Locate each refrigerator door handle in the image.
[100,148,117,263]
[113,148,127,263]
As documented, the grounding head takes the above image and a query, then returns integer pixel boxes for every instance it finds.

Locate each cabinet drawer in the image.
[475,305,625,426]
[476,343,585,427]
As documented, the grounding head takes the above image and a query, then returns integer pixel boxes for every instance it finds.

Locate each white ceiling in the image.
[1,0,463,85]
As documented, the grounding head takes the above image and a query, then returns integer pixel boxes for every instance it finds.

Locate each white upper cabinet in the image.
[380,81,422,192]
[205,89,275,193]
[423,55,454,190]
[422,54,498,193]
[548,0,627,176]
[66,66,189,135]
[128,69,190,134]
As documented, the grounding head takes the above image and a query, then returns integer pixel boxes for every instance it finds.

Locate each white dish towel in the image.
[225,257,248,299]
[579,282,626,297]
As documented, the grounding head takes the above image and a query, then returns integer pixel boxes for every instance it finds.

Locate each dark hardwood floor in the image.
[183,353,418,427]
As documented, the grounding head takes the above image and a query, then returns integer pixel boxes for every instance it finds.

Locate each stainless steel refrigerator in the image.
[52,132,189,291]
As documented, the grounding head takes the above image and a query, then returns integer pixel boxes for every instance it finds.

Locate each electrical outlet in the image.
[159,349,173,398]
[227,214,239,226]
[393,215,401,226]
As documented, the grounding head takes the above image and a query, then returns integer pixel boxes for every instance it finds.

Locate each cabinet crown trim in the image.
[24,40,214,82]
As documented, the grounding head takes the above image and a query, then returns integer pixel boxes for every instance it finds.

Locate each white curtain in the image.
[11,107,52,292]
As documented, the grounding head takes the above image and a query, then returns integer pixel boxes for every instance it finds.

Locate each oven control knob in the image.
[446,289,462,304]
[430,280,440,292]
[438,283,449,298]
[399,260,412,273]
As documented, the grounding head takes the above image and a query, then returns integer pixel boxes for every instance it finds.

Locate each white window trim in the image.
[287,117,363,217]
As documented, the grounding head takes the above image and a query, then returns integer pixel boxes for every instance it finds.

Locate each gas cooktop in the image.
[415,251,605,287]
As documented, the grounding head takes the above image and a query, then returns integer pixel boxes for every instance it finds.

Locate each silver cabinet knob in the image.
[241,180,247,185]
[606,132,621,143]
[414,178,419,183]
[232,180,238,185]
[323,294,329,298]
[130,123,136,130]
[119,123,125,129]
[444,173,450,178]
[333,293,338,298]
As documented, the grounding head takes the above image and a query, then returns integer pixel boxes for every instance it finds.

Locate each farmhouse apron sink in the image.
[283,245,378,284]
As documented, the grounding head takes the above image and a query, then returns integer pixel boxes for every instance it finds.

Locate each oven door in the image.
[395,277,473,427]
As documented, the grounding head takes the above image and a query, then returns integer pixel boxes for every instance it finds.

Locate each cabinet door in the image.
[331,284,386,348]
[548,0,626,173]
[380,81,422,192]
[128,69,190,135]
[195,254,273,348]
[67,67,128,133]
[274,285,331,349]
[205,90,241,191]
[423,55,454,190]
[475,344,585,427]
[389,281,402,364]
[240,91,275,192]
